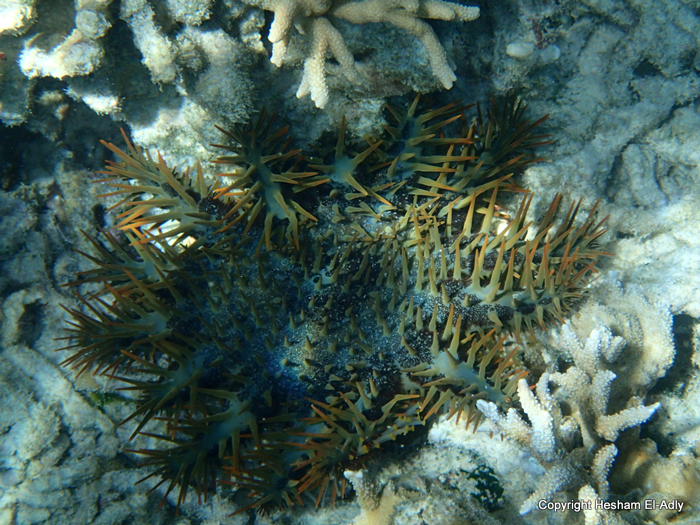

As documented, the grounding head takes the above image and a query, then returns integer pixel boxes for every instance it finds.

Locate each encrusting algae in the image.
[58,92,609,515]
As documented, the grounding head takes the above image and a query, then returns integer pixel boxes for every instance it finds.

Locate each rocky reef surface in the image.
[1,1,700,524]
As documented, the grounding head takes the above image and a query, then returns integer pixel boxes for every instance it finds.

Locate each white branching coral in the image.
[550,324,661,445]
[332,0,479,89]
[244,0,480,107]
[566,279,675,393]
[295,16,361,109]
[477,376,578,515]
[579,485,628,525]
[477,323,661,517]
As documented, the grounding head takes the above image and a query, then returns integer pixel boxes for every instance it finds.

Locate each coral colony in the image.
[244,0,481,107]
[59,93,608,514]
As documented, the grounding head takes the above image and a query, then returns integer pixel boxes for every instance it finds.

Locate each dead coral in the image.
[244,0,480,107]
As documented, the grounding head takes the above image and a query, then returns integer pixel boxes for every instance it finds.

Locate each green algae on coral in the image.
[59,93,608,515]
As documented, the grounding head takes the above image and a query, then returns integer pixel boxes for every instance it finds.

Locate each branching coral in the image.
[564,279,675,393]
[331,0,480,89]
[244,0,480,107]
[549,324,661,444]
[477,375,579,515]
[59,93,608,515]
[477,322,661,517]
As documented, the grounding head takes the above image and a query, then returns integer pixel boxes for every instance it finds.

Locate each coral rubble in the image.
[59,93,608,515]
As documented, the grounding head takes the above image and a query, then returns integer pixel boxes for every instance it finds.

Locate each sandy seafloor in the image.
[2,0,700,524]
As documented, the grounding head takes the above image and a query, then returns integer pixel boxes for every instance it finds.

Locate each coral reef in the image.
[244,0,480,107]
[2,0,700,524]
[470,284,698,524]
[1,0,254,165]
[58,93,607,515]
[18,0,112,80]
[478,369,658,516]
[0,0,481,158]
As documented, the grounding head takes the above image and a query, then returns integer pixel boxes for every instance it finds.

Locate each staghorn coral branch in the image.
[517,376,558,462]
[596,400,660,442]
[265,0,332,65]
[420,0,480,20]
[579,485,628,525]
[591,444,617,500]
[296,17,361,108]
[519,461,576,515]
[333,0,479,89]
